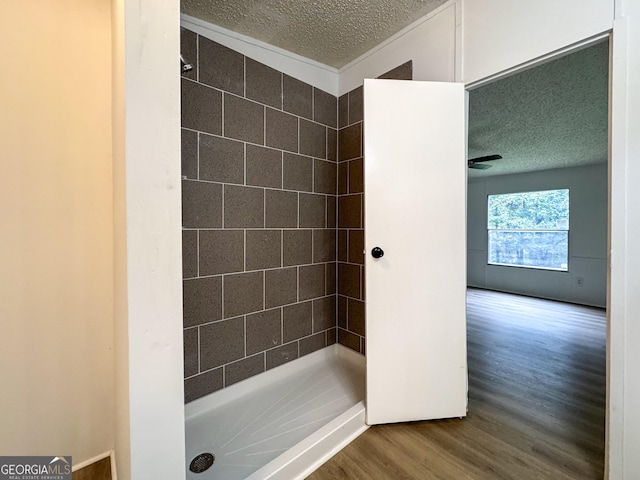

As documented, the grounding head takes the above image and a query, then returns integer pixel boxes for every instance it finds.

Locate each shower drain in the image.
[189,453,215,474]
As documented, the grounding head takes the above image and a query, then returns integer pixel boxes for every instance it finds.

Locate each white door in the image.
[364,79,468,425]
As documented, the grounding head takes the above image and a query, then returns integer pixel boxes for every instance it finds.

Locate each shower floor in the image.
[185,344,366,480]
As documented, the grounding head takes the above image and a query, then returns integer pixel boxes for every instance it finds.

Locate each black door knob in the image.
[371,247,384,259]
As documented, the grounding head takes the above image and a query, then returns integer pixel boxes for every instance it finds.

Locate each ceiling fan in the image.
[468,154,503,170]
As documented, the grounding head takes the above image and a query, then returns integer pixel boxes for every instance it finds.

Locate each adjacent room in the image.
[467,41,609,308]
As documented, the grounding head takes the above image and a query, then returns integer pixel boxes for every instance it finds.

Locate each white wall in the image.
[112,1,186,479]
[621,4,640,475]
[610,0,640,477]
[462,0,613,84]
[339,1,458,94]
[0,0,114,464]
[468,165,607,307]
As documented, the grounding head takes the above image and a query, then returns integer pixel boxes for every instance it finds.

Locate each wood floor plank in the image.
[307,288,606,480]
[72,457,111,480]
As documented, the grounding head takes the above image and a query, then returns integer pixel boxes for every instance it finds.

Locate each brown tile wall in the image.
[336,60,413,355]
[337,85,366,355]
[181,28,338,403]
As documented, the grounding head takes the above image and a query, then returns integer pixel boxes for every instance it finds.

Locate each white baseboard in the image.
[71,450,112,472]
[110,450,117,480]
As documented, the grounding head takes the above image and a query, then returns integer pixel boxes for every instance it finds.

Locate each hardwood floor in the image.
[307,288,606,480]
[72,457,111,480]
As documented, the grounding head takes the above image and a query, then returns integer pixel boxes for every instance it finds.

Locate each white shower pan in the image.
[185,344,367,480]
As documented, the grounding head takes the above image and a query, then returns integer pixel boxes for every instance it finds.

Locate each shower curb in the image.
[246,400,368,480]
[185,344,367,479]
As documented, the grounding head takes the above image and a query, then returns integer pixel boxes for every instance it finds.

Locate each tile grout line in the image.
[181,127,337,162]
[346,288,350,332]
[243,142,247,186]
[221,93,225,137]
[311,224,314,265]
[297,117,301,160]
[183,178,328,196]
[280,307,284,348]
[183,75,342,129]
[196,131,200,180]
[221,274,225,321]
[197,325,201,374]
[188,294,335,330]
[221,183,225,230]
[280,151,284,189]
[183,260,338,281]
[326,127,329,164]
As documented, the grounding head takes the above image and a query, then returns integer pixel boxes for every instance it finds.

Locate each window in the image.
[487,189,569,271]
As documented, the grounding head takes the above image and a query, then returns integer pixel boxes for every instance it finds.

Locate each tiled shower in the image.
[337,86,366,354]
[181,25,411,403]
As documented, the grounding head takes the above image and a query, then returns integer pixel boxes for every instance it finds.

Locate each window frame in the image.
[486,189,570,272]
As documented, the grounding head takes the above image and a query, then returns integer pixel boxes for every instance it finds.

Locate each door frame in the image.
[464,29,620,480]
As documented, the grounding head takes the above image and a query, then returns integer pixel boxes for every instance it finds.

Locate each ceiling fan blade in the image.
[468,154,503,164]
[469,163,492,170]
[468,154,502,169]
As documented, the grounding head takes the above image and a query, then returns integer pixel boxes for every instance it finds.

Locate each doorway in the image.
[310,36,612,480]
[465,39,610,478]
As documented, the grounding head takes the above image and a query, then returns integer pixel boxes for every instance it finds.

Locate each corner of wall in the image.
[111,0,131,478]
[112,1,185,479]
[337,0,457,95]
[180,14,340,96]
[609,2,640,477]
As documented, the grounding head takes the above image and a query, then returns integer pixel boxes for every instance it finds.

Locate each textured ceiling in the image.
[180,2,608,178]
[180,0,448,68]
[468,41,609,178]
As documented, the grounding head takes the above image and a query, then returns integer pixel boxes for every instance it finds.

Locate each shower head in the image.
[181,54,193,73]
